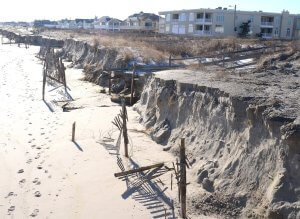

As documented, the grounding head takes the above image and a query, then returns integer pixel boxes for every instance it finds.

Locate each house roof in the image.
[75,19,94,24]
[108,18,122,23]
[98,16,112,23]
[127,12,160,21]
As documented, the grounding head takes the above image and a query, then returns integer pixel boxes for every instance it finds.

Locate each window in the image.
[166,14,171,22]
[215,25,224,33]
[205,14,212,19]
[274,28,279,36]
[189,13,194,21]
[196,25,203,31]
[275,17,280,26]
[204,25,211,31]
[172,24,179,34]
[216,14,224,23]
[166,24,170,32]
[179,25,186,34]
[196,13,204,19]
[287,17,292,26]
[188,24,194,33]
[172,14,179,20]
[145,22,152,27]
[286,28,291,37]
[180,13,186,21]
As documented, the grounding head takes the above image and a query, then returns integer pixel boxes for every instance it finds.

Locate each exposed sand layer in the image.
[0,43,213,218]
[135,67,300,218]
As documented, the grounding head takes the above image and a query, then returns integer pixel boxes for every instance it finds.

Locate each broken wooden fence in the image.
[41,47,67,100]
[112,98,129,157]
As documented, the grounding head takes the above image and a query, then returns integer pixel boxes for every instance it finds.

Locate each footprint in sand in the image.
[19,179,26,187]
[18,169,24,174]
[30,209,39,217]
[34,191,41,197]
[37,165,43,170]
[7,206,15,215]
[26,159,32,164]
[5,192,16,198]
[32,178,41,185]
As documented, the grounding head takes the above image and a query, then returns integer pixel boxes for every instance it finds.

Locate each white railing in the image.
[195,30,212,36]
[203,30,212,35]
[261,22,274,26]
[261,33,273,38]
[196,18,204,23]
[205,18,213,23]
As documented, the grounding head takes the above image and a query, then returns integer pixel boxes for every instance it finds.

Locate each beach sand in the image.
[0,43,177,219]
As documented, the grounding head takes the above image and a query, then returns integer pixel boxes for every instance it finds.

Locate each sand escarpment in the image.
[135,72,300,218]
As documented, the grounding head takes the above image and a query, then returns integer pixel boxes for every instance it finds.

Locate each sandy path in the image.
[0,43,182,218]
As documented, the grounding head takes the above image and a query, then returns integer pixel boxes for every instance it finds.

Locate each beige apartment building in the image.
[159,8,299,39]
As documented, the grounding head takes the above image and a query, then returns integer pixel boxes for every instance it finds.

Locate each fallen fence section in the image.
[114,163,164,178]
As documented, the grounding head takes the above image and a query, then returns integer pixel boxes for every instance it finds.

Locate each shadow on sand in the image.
[72,140,83,152]
[98,135,176,218]
[43,99,54,112]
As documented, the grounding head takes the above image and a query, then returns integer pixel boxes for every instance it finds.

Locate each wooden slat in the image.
[114,163,164,178]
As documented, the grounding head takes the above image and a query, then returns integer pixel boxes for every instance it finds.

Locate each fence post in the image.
[42,62,47,100]
[180,138,187,218]
[169,55,172,67]
[122,98,129,157]
[72,122,76,142]
[108,71,111,95]
[60,58,67,93]
[130,65,136,106]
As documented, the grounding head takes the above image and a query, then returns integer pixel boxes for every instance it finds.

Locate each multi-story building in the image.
[159,8,298,39]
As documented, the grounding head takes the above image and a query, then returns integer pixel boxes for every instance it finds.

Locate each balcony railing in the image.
[205,18,213,23]
[196,18,204,22]
[261,33,273,38]
[261,22,274,26]
[195,18,212,23]
[195,30,212,36]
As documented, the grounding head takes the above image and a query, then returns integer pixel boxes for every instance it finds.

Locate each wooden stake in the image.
[169,55,172,67]
[130,65,136,106]
[180,138,187,218]
[60,58,67,93]
[42,62,47,100]
[108,72,111,95]
[121,99,129,157]
[72,122,76,142]
[171,173,173,190]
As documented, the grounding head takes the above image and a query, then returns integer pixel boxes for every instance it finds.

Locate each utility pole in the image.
[234,5,237,32]
[230,5,237,33]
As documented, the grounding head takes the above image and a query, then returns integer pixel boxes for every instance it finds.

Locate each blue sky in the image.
[0,0,299,22]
